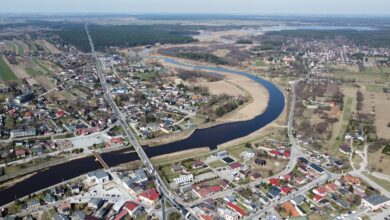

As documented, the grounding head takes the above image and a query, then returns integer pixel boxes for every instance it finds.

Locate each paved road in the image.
[85,25,195,219]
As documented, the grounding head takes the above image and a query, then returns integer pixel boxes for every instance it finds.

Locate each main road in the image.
[85,25,195,219]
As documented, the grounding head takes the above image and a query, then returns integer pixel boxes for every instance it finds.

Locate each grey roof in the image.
[54,214,70,220]
[27,199,40,207]
[89,198,104,207]
[87,169,108,179]
[73,210,86,220]
[291,195,306,204]
[363,194,390,206]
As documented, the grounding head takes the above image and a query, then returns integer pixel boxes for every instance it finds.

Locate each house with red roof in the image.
[200,215,214,220]
[313,186,327,197]
[269,150,281,158]
[15,149,26,158]
[193,185,222,199]
[56,110,65,118]
[192,160,206,169]
[280,174,292,181]
[313,194,324,203]
[294,177,306,185]
[283,150,291,159]
[268,178,280,187]
[281,187,294,195]
[281,202,303,217]
[138,188,160,206]
[24,111,33,119]
[123,201,141,217]
[110,137,123,145]
[228,162,241,171]
[325,182,338,192]
[342,175,361,185]
[227,202,246,217]
[113,210,128,220]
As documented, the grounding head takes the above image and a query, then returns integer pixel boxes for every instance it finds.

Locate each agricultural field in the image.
[0,55,17,80]
[361,84,390,139]
[327,64,390,82]
[367,147,390,175]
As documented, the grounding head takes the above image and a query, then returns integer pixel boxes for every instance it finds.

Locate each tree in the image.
[348,185,354,193]
[168,212,181,220]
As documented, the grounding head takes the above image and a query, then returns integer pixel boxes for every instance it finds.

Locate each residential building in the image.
[174,174,194,186]
[362,195,390,211]
[86,169,109,185]
[10,128,36,138]
[139,188,160,206]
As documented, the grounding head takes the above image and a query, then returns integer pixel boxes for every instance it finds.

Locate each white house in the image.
[174,174,194,186]
[87,169,109,185]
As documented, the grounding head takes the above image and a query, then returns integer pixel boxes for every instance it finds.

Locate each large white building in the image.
[174,174,194,186]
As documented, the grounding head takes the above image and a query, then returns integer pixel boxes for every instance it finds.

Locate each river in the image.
[0,58,285,206]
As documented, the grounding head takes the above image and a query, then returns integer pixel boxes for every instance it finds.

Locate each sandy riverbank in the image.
[151,147,211,165]
[159,58,269,122]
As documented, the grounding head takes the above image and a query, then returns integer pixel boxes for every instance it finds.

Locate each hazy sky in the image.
[1,0,390,15]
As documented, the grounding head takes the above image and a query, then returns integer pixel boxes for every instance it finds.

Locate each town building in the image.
[174,174,194,186]
[139,188,160,206]
[362,195,390,211]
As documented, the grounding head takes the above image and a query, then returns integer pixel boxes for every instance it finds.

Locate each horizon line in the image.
[1,12,390,17]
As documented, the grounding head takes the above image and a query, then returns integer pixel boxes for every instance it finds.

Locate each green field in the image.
[343,97,353,122]
[331,66,390,82]
[208,160,226,168]
[5,41,17,53]
[27,41,38,52]
[255,59,267,67]
[32,58,50,73]
[14,41,25,56]
[25,67,44,77]
[365,174,390,192]
[0,56,17,80]
[366,84,386,93]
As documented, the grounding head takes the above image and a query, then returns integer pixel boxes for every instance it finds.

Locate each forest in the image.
[53,24,197,52]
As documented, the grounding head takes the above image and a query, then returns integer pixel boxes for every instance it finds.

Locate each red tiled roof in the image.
[15,149,26,156]
[110,137,123,144]
[228,162,241,170]
[281,187,293,194]
[281,174,292,180]
[314,186,326,195]
[227,202,246,217]
[269,178,280,187]
[313,194,323,202]
[209,185,222,193]
[200,215,214,220]
[139,188,160,201]
[270,150,281,155]
[284,150,291,157]
[282,202,301,217]
[325,183,338,191]
[114,209,128,220]
[123,201,139,211]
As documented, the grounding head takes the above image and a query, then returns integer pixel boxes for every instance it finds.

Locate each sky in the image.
[1,0,390,15]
